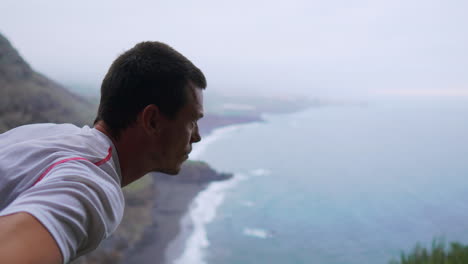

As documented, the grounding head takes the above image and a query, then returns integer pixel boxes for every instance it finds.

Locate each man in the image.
[0,41,206,263]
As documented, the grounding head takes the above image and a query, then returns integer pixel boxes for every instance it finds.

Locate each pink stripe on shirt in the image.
[32,146,113,186]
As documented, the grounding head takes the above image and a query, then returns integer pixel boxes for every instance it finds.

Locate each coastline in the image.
[163,126,238,263]
[164,123,252,264]
[121,119,260,264]
[164,212,194,264]
[165,108,318,264]
[122,175,213,264]
[170,172,246,264]
[124,108,317,264]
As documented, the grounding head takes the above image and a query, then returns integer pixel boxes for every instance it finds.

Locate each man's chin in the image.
[157,165,182,175]
[153,159,189,175]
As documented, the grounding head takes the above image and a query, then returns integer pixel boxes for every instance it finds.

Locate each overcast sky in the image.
[1,0,467,99]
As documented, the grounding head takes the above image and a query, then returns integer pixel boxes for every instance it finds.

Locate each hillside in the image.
[0,33,95,132]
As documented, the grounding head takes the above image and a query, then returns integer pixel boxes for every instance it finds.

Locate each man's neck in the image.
[94,122,147,187]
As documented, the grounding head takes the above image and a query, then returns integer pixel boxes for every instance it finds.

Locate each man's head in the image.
[94,41,206,176]
[95,41,206,139]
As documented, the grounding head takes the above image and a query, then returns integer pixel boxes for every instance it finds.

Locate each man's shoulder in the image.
[0,123,110,155]
[0,123,121,194]
[3,123,80,134]
[0,123,81,145]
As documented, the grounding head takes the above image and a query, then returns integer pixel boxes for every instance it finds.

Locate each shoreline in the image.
[122,108,315,264]
[164,209,194,263]
[166,123,253,264]
[164,108,317,264]
[122,175,212,264]
[170,174,244,264]
[121,121,257,264]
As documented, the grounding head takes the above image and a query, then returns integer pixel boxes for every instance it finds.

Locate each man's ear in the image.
[140,104,162,135]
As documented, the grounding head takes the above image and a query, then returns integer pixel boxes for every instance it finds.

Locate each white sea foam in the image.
[173,174,246,264]
[241,200,255,207]
[171,125,246,264]
[250,168,271,176]
[243,228,273,239]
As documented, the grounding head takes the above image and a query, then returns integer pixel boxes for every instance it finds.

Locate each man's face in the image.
[153,84,204,174]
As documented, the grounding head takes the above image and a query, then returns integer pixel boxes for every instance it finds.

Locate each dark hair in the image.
[94,41,206,139]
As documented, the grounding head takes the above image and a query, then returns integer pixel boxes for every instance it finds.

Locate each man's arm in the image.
[0,212,62,264]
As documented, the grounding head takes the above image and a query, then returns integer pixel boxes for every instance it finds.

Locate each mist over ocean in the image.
[175,98,468,264]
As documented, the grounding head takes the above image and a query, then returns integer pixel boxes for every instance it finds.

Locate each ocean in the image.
[174,98,468,264]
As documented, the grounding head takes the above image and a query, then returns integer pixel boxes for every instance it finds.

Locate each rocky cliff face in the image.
[0,33,95,132]
[0,34,33,81]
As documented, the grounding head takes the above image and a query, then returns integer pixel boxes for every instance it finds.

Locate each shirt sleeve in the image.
[0,159,124,263]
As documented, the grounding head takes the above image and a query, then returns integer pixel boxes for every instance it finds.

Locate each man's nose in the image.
[191,124,201,143]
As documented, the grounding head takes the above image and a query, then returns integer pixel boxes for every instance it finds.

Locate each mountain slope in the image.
[0,33,95,132]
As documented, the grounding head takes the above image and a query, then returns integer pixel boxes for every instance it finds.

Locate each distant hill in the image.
[0,33,95,132]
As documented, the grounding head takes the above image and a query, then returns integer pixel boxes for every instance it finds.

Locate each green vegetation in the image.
[118,176,155,246]
[124,174,153,192]
[174,160,233,183]
[389,240,468,264]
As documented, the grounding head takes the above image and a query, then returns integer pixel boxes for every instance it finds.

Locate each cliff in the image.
[0,33,95,131]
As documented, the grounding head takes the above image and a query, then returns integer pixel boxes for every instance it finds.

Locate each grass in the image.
[389,239,468,264]
[124,175,153,193]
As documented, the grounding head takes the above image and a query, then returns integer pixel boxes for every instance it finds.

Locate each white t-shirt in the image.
[0,123,124,263]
